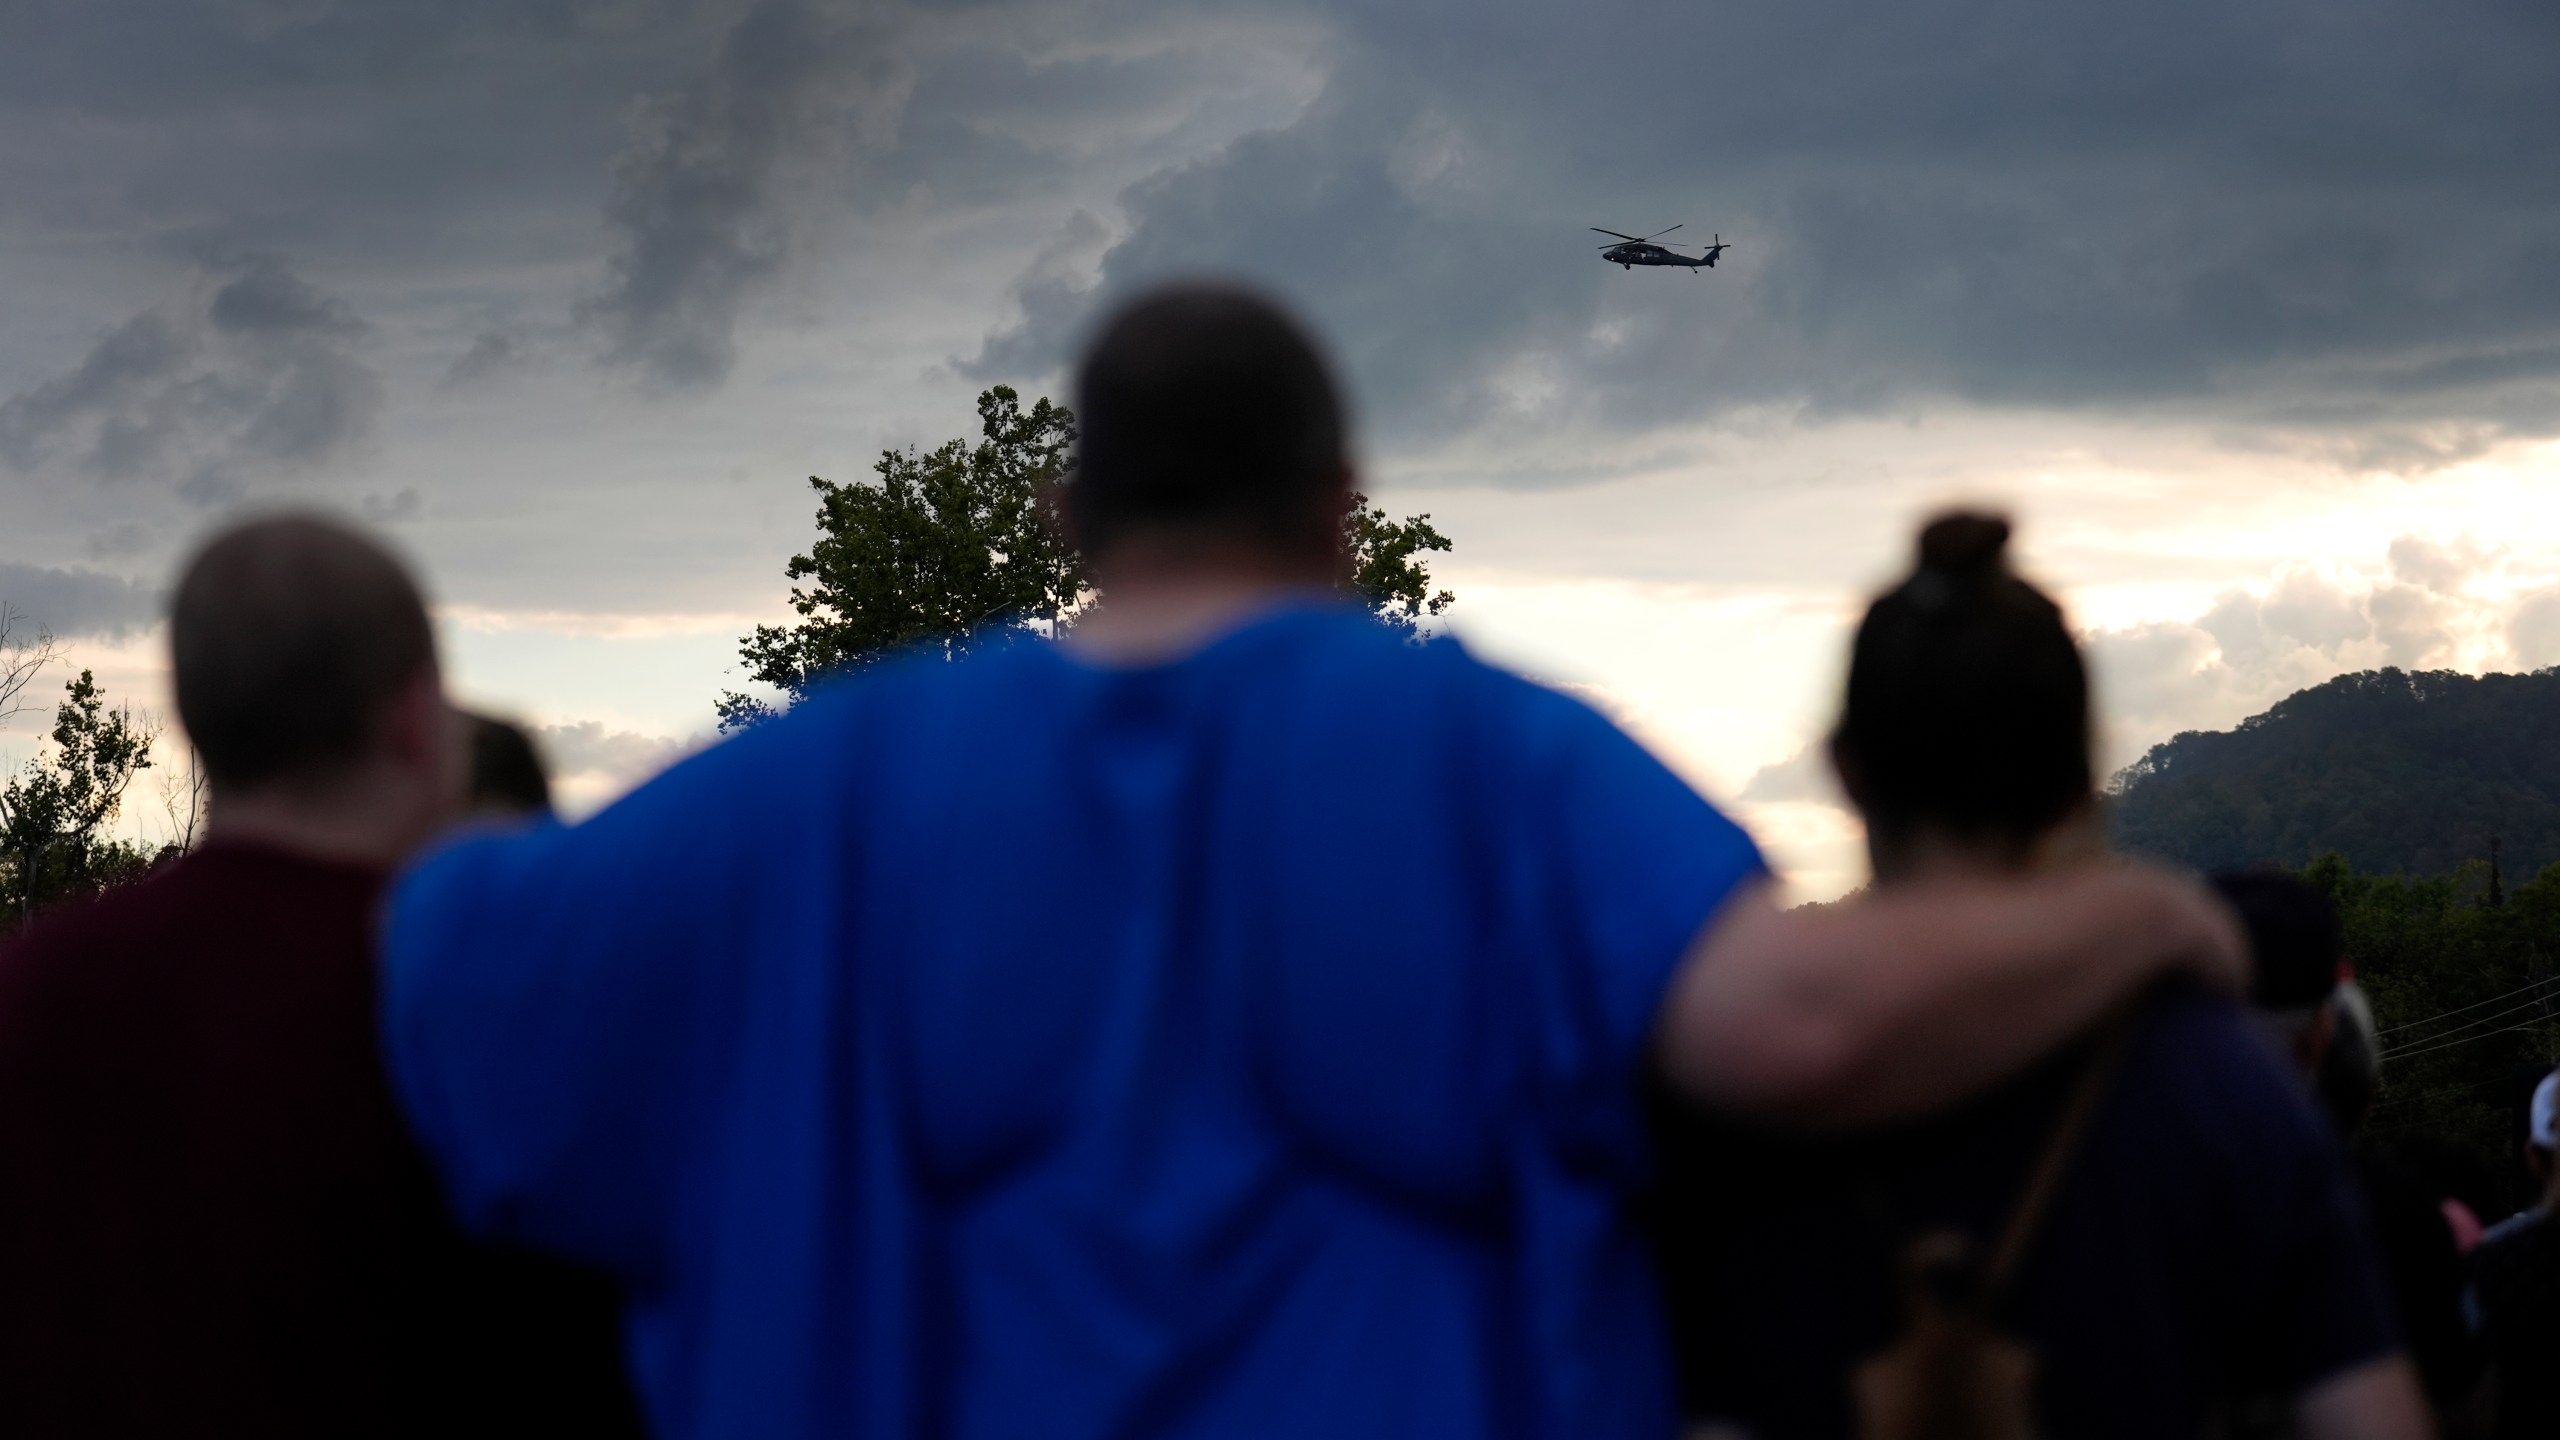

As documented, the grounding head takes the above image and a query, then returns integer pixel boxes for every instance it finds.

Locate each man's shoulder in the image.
[2479,1205,2551,1256]
[2114,987,2338,1171]
[2129,986,2288,1082]
[5,848,375,987]
[2473,1208,2559,1332]
[2,869,178,976]
[1228,610,1617,727]
[0,871,200,1055]
[795,609,1593,730]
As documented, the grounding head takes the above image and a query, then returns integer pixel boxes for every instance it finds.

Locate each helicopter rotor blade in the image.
[1638,224,1684,242]
[1590,228,1644,242]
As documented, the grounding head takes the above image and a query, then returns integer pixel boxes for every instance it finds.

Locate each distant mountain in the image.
[2109,668,2560,879]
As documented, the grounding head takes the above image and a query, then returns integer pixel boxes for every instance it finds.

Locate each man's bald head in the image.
[172,515,437,791]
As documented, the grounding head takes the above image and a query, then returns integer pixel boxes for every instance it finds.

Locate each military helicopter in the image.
[1592,225,1730,271]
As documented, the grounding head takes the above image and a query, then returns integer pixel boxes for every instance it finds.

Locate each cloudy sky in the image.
[6,0,2560,896]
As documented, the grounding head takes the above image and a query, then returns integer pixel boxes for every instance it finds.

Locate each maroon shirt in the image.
[0,841,637,1438]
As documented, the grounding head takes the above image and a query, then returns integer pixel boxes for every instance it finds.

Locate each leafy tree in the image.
[1343,496,1454,637]
[0,669,155,928]
[718,387,1080,729]
[722,386,1459,726]
[2298,852,2560,1218]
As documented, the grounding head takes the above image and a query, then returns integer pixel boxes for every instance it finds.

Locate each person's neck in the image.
[1866,831,2025,889]
[1065,543,1336,666]
[204,768,436,872]
[1866,805,2105,889]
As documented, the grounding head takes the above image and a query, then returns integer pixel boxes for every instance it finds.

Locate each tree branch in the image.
[0,603,60,731]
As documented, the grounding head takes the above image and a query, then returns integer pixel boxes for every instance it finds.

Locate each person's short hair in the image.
[1068,283,1348,557]
[466,712,552,815]
[2212,870,2344,1010]
[1833,511,2091,849]
[171,514,437,790]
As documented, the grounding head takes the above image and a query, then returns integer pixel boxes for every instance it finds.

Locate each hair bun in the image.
[1916,511,2012,576]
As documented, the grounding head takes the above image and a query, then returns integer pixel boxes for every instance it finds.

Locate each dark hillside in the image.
[2110,668,2560,877]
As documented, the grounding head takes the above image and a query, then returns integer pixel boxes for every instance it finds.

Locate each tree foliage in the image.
[722,386,1459,726]
[718,387,1080,729]
[2111,667,2560,879]
[1342,496,1454,637]
[0,669,155,928]
[2306,852,2560,1219]
[0,603,59,733]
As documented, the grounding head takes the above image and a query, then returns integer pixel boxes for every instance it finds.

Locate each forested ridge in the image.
[2111,668,2560,1211]
[2112,667,2560,879]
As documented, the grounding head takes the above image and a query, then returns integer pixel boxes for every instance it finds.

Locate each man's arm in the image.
[2295,1356,2433,1440]
[1655,865,2245,1125]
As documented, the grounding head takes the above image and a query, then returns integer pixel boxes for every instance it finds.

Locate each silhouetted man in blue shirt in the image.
[382,284,2244,1439]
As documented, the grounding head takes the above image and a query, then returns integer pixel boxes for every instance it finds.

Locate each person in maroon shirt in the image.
[0,515,638,1438]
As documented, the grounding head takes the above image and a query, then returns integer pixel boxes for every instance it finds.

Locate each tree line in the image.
[2113,667,2560,879]
[2310,850,2560,1219]
[2103,664,2560,1206]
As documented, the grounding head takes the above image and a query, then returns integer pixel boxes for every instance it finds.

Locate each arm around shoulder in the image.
[1655,863,2246,1126]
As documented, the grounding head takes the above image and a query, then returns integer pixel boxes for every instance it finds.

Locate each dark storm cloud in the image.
[20,0,2560,461]
[578,0,916,391]
[0,2,718,262]
[973,0,2560,460]
[0,562,157,640]
[0,253,380,501]
[0,0,1305,408]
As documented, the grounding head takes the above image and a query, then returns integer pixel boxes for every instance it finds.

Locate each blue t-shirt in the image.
[383,605,1764,1440]
[1654,986,2399,1438]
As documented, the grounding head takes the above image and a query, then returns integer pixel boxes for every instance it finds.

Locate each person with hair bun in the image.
[1656,512,2427,1440]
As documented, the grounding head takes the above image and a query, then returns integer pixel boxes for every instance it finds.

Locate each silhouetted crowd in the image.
[0,286,2551,1439]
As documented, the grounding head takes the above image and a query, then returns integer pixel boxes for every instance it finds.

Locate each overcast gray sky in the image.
[7,0,2560,894]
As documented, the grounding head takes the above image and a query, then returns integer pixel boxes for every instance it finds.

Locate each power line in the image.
[2382,992,2560,1053]
[2379,972,2560,1036]
[2385,1017,2559,1065]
